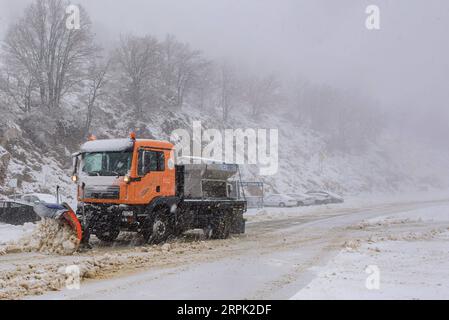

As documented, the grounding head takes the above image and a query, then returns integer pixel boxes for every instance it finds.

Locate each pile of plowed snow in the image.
[1,219,80,256]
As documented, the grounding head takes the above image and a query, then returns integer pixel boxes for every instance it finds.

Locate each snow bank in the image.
[292,231,449,300]
[291,204,449,299]
[365,205,449,224]
[0,223,35,245]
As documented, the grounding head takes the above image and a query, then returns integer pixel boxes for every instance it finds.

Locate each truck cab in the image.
[72,135,176,205]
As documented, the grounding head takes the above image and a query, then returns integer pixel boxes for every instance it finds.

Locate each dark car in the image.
[0,200,40,225]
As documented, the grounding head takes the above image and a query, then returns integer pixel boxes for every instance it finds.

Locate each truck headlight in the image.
[71,175,78,183]
[124,175,131,183]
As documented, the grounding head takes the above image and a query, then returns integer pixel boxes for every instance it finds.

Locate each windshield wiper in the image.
[111,170,120,177]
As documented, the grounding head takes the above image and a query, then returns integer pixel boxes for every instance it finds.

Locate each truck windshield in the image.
[82,151,132,177]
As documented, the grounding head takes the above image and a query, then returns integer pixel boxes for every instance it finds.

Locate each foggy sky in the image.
[1,0,448,144]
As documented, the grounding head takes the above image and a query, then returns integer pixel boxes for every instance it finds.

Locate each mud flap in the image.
[231,216,246,234]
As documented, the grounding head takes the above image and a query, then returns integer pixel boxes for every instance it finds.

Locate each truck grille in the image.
[84,186,120,200]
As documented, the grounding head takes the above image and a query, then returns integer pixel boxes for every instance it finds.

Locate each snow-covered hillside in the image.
[1,103,449,201]
[0,118,76,202]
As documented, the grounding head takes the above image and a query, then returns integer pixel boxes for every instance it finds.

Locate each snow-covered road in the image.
[1,197,449,300]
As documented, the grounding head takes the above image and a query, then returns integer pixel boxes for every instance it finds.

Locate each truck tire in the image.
[144,206,174,244]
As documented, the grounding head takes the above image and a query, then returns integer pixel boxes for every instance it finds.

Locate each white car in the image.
[287,193,316,206]
[19,193,58,205]
[264,194,298,207]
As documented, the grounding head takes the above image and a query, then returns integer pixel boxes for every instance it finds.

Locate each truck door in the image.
[136,149,167,202]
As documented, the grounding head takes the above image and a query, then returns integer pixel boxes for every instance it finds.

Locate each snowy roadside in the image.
[245,190,449,224]
[291,205,449,300]
[0,223,35,245]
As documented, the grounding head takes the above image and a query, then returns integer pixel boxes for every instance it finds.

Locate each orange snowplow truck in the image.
[71,133,246,244]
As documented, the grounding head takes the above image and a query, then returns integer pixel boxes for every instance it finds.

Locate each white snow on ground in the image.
[363,205,449,224]
[1,194,449,300]
[245,190,449,223]
[0,223,35,245]
[291,204,449,300]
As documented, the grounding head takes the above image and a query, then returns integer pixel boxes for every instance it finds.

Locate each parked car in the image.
[305,190,344,205]
[18,193,57,205]
[264,194,298,207]
[326,191,344,203]
[287,193,316,206]
[0,200,40,225]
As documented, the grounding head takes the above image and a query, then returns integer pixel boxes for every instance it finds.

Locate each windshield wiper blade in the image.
[111,170,120,177]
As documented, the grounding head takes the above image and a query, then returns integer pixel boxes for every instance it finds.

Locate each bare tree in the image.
[190,61,215,111]
[160,35,209,108]
[244,73,281,117]
[217,62,240,122]
[114,35,161,116]
[0,67,36,113]
[289,78,311,125]
[83,60,110,134]
[2,0,96,113]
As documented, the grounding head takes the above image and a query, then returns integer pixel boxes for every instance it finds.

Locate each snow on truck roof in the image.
[80,138,134,153]
[79,138,173,153]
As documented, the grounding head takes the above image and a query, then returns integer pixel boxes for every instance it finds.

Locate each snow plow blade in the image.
[33,203,83,242]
